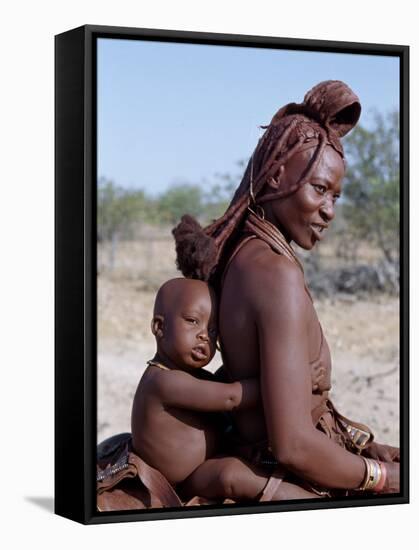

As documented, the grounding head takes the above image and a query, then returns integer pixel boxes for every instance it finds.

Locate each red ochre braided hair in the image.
[172,80,361,282]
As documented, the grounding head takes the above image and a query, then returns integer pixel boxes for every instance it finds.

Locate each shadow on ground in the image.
[25,496,54,513]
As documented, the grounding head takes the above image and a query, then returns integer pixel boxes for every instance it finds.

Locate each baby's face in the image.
[161,286,218,370]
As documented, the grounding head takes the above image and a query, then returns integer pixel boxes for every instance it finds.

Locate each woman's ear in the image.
[266,164,284,191]
[151,315,164,338]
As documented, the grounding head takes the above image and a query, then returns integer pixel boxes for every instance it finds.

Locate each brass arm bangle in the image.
[359,457,383,491]
[374,462,387,492]
[359,456,370,491]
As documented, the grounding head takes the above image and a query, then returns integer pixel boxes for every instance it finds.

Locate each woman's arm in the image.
[251,254,399,491]
[151,369,260,412]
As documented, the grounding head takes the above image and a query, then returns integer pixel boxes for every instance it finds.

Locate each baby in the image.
[131,277,321,502]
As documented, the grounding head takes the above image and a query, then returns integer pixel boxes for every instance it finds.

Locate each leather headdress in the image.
[269,79,361,140]
[250,80,361,205]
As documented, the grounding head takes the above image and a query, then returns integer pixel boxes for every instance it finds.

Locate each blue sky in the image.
[97,38,399,195]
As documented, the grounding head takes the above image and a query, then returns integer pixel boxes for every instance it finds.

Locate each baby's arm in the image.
[150,368,259,412]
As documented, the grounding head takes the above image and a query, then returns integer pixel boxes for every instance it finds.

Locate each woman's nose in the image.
[320,197,335,222]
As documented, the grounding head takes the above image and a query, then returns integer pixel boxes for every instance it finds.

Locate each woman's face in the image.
[264,145,345,250]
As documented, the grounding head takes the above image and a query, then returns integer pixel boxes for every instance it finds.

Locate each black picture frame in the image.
[55,24,409,525]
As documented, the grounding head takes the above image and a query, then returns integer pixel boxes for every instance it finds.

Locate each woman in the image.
[173,80,400,498]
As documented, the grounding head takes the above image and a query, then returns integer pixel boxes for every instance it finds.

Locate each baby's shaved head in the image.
[151,278,218,369]
[153,278,215,319]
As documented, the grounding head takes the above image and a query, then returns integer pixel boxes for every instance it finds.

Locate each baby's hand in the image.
[311,358,326,392]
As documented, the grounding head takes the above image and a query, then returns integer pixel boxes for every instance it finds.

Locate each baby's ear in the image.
[151,315,164,338]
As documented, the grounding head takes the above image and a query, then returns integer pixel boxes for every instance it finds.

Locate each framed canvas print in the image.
[55,24,409,524]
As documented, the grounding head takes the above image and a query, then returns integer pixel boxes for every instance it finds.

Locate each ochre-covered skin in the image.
[169,80,400,496]
[131,279,323,501]
[131,279,263,488]
[132,279,218,483]
[218,144,400,492]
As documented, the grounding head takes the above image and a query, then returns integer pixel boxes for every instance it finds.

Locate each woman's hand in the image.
[362,444,400,494]
[363,442,400,463]
[381,461,400,493]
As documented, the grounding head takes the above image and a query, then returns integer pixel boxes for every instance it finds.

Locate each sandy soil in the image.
[97,275,400,448]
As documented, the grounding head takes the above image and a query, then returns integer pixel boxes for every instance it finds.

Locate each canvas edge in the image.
[54,24,409,525]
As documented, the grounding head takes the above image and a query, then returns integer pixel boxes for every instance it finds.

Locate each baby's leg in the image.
[274,481,323,500]
[180,456,322,502]
[181,457,266,501]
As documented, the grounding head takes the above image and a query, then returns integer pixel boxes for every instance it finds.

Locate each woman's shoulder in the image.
[225,239,309,323]
[234,237,305,291]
